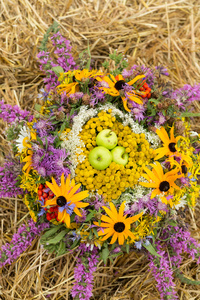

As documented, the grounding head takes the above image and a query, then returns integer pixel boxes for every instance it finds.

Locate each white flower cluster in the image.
[61,106,98,177]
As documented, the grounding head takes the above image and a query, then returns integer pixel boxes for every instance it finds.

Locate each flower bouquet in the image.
[1,23,200,300]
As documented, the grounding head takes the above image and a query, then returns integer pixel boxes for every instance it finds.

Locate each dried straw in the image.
[0,0,200,299]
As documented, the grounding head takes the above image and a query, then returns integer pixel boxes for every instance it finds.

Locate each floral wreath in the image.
[1,23,200,300]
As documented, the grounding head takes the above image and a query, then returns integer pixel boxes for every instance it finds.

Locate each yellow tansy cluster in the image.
[24,194,38,222]
[132,215,161,241]
[75,110,155,201]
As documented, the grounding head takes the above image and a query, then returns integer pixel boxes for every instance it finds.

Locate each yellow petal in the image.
[67,183,81,199]
[151,188,159,199]
[51,177,61,195]
[128,74,145,85]
[110,232,118,244]
[126,211,143,224]
[70,191,89,202]
[100,231,113,241]
[64,213,71,228]
[75,202,89,208]
[122,99,131,112]
[101,215,114,224]
[74,207,82,217]
[46,181,59,196]
[118,233,124,245]
[118,202,125,218]
[43,198,57,207]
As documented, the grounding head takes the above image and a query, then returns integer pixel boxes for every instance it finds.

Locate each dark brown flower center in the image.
[159,181,170,192]
[114,222,125,233]
[168,142,176,152]
[56,196,67,207]
[114,80,126,91]
[181,165,187,174]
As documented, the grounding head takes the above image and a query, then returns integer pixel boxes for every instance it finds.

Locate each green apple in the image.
[111,146,129,166]
[96,129,118,150]
[89,146,112,170]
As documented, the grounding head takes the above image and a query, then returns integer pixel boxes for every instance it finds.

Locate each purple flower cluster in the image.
[172,83,200,110]
[32,142,70,179]
[37,32,76,92]
[33,119,54,138]
[128,194,168,216]
[148,241,179,300]
[71,244,99,300]
[165,226,200,265]
[0,159,23,198]
[0,100,33,124]
[89,86,106,107]
[148,225,200,300]
[0,219,49,267]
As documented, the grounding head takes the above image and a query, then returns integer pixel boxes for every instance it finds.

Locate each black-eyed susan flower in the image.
[95,74,145,112]
[94,202,143,245]
[166,154,193,177]
[43,173,89,227]
[139,162,181,201]
[154,126,181,160]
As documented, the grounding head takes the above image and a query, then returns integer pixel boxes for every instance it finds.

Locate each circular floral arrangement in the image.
[1,24,200,300]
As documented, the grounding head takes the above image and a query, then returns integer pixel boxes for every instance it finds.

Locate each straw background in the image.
[0,0,200,299]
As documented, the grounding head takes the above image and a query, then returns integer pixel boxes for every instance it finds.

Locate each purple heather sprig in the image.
[0,100,33,124]
[148,241,179,300]
[37,32,77,92]
[0,219,49,267]
[165,225,200,265]
[0,158,24,198]
[71,244,99,300]
[172,83,200,110]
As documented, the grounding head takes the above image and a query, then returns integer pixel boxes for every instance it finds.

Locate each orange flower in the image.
[43,173,89,228]
[94,202,143,245]
[95,74,146,112]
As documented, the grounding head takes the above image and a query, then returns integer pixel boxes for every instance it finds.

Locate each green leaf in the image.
[37,137,44,147]
[70,238,80,249]
[47,229,68,244]
[92,227,99,238]
[143,243,162,258]
[125,243,130,254]
[85,211,95,222]
[41,224,65,240]
[52,66,64,77]
[180,112,200,118]
[101,247,110,264]
[168,220,177,227]
[56,241,67,256]
[175,269,200,285]
[35,103,42,112]
[150,98,159,105]
[85,42,91,70]
[58,122,67,136]
[45,137,48,150]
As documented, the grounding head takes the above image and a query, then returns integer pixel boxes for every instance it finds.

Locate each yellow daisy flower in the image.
[139,162,181,200]
[43,173,89,228]
[21,131,37,174]
[95,74,145,112]
[166,155,193,177]
[57,69,103,96]
[154,126,181,160]
[94,202,143,245]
